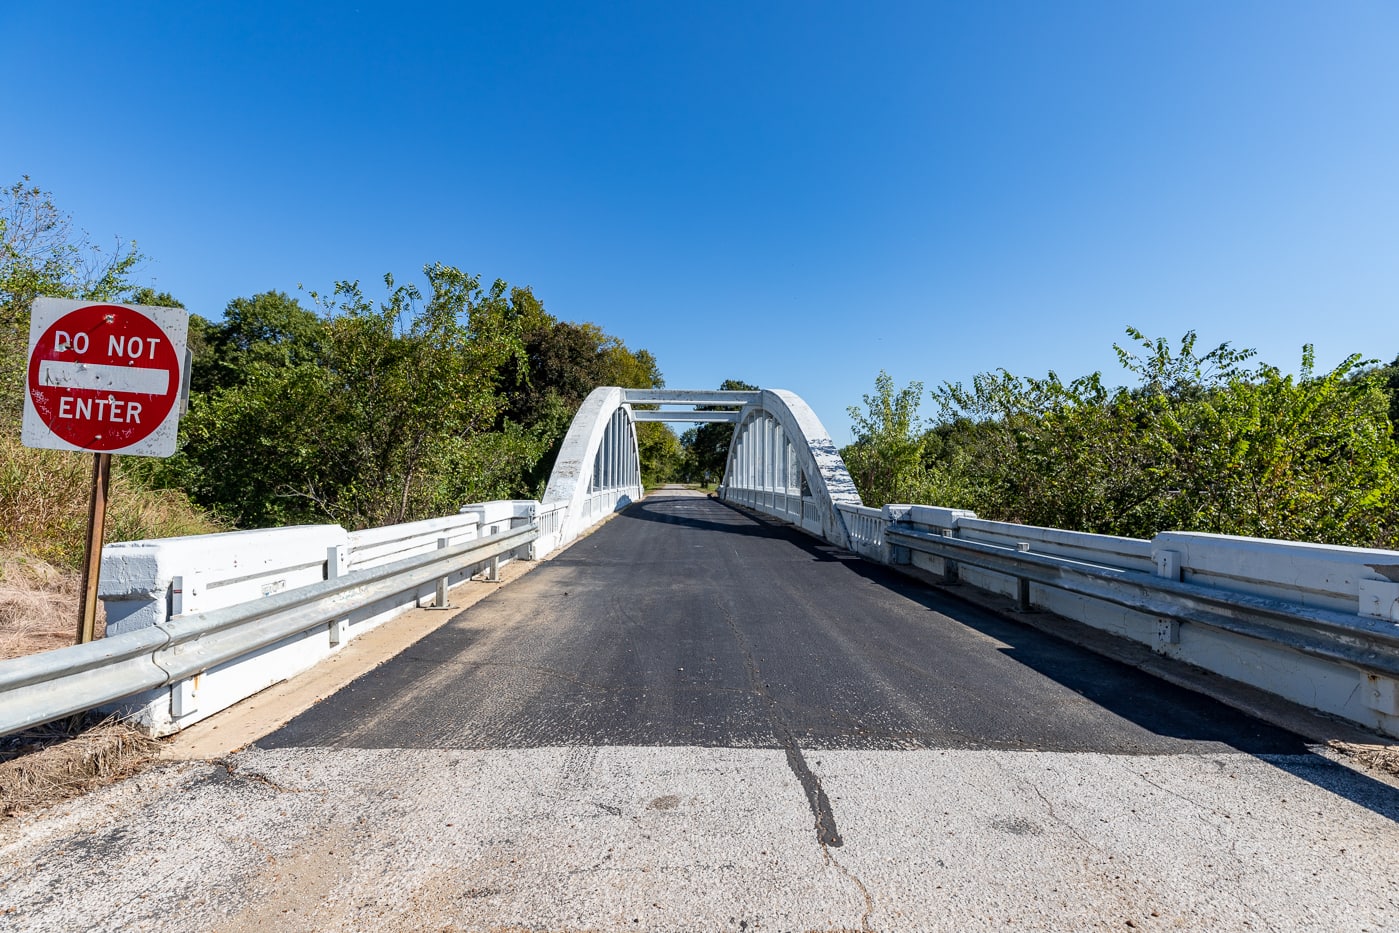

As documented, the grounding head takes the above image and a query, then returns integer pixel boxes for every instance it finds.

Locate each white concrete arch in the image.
[540,386,643,549]
[539,385,860,554]
[719,389,863,549]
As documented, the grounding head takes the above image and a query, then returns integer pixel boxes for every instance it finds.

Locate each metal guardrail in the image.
[346,512,482,571]
[885,526,1399,679]
[0,523,538,737]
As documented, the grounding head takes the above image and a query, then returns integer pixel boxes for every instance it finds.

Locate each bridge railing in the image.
[719,389,863,549]
[727,486,806,528]
[835,503,887,561]
[765,489,1399,737]
[838,503,1399,738]
[533,501,568,559]
[346,513,482,571]
[1,501,541,738]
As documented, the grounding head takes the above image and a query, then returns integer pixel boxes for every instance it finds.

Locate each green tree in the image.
[126,287,183,308]
[1360,353,1399,437]
[899,327,1399,549]
[842,371,929,507]
[158,265,533,528]
[191,290,325,392]
[496,301,668,493]
[680,379,755,485]
[1124,345,1396,544]
[637,422,683,487]
[1,177,145,424]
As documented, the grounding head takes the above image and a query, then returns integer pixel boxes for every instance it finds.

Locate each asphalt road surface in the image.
[3,491,1398,931]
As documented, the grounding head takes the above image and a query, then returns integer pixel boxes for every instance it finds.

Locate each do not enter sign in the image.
[22,298,189,457]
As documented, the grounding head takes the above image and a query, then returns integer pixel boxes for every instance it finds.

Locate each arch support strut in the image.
[539,387,643,551]
[719,389,862,549]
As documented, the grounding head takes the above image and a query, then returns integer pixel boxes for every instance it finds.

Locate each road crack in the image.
[712,593,844,848]
[210,758,317,794]
[822,844,876,931]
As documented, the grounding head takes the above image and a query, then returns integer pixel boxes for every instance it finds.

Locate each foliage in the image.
[0,177,145,319]
[678,379,755,484]
[496,292,671,491]
[0,179,218,569]
[143,267,527,527]
[843,371,930,507]
[126,287,183,309]
[1361,354,1399,437]
[189,290,325,393]
[142,266,673,527]
[1,177,146,425]
[843,328,1399,550]
[638,422,684,488]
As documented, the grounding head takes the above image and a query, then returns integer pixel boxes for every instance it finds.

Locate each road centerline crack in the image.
[715,592,844,848]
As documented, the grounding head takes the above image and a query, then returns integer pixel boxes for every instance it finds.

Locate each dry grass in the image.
[0,427,213,816]
[0,433,219,570]
[0,432,219,660]
[1328,740,1399,779]
[0,714,160,819]
[0,549,97,659]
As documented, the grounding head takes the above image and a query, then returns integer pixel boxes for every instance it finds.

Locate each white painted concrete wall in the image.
[101,525,347,638]
[540,386,643,548]
[1155,531,1399,619]
[879,507,1399,738]
[97,501,538,735]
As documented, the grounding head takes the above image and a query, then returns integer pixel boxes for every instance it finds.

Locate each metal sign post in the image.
[22,298,190,644]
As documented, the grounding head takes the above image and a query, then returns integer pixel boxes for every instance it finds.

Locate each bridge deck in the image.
[267,492,1303,756]
[3,492,1397,931]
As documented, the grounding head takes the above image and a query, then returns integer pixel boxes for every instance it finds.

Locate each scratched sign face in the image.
[22,299,189,457]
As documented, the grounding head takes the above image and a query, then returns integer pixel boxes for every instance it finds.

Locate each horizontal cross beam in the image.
[631,410,741,423]
[622,389,760,407]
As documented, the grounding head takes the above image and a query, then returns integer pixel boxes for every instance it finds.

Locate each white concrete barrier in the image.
[96,502,540,735]
[459,500,538,534]
[100,525,347,637]
[347,514,480,571]
[879,508,1399,738]
[1154,531,1399,619]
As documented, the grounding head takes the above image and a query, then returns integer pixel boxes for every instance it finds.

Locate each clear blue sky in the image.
[6,2,1397,444]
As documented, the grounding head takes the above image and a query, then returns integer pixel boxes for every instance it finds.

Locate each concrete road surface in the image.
[2,491,1397,931]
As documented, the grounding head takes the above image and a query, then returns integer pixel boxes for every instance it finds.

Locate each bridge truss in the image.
[540,386,864,550]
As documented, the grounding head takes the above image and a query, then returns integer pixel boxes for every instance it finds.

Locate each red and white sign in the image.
[22,298,189,457]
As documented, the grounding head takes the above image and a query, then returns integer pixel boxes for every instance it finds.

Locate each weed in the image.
[0,549,86,659]
[0,714,160,818]
[0,433,219,571]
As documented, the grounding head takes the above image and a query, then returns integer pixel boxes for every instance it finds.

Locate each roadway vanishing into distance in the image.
[2,491,1398,931]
